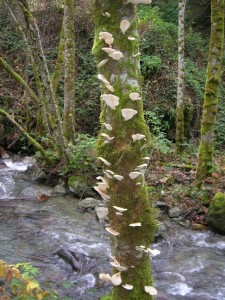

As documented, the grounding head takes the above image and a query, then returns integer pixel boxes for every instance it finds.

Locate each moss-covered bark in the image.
[63,0,76,142]
[93,1,156,299]
[196,0,224,182]
[175,0,185,154]
[0,108,51,164]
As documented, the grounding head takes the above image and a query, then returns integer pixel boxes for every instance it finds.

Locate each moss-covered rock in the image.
[208,192,225,234]
[68,175,95,198]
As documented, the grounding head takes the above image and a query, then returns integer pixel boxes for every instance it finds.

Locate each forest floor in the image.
[146,151,225,227]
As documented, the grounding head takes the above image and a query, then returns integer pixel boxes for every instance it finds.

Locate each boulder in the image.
[95,207,108,222]
[208,192,225,234]
[168,206,182,218]
[77,198,102,210]
[53,184,67,195]
[68,175,95,198]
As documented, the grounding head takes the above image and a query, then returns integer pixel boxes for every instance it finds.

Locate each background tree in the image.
[196,0,224,182]
[175,0,186,153]
[93,1,156,299]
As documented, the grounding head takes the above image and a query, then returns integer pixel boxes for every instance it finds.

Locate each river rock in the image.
[168,206,182,218]
[53,184,67,195]
[68,175,95,198]
[95,207,108,222]
[208,192,225,234]
[30,165,46,182]
[19,187,52,199]
[77,198,102,210]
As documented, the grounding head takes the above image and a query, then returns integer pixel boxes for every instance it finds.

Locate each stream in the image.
[1,157,225,299]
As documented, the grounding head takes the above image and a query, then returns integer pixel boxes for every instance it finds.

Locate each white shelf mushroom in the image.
[101,133,115,141]
[101,94,119,110]
[142,157,150,160]
[102,47,117,54]
[122,284,133,290]
[129,92,141,101]
[111,272,122,286]
[105,169,115,175]
[113,206,128,212]
[99,32,114,47]
[113,174,124,181]
[128,37,136,41]
[94,186,111,201]
[133,52,141,57]
[105,227,120,236]
[132,134,146,141]
[105,83,115,92]
[121,109,138,121]
[144,286,157,296]
[98,156,111,166]
[103,123,113,131]
[136,163,148,170]
[116,212,123,216]
[103,171,113,179]
[129,171,143,179]
[109,51,124,61]
[129,222,142,227]
[99,273,112,282]
[98,59,109,67]
[110,262,128,272]
[120,20,131,34]
[102,12,111,17]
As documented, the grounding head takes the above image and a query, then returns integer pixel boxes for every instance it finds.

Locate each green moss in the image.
[208,192,225,233]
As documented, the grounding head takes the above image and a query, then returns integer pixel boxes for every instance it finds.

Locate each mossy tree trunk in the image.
[93,1,156,299]
[175,0,186,154]
[63,0,76,142]
[196,0,224,182]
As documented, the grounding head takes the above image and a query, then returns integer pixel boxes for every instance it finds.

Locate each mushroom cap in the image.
[110,262,128,272]
[105,227,120,236]
[132,134,146,141]
[98,59,109,67]
[101,94,119,110]
[98,74,109,84]
[113,175,124,181]
[98,156,111,166]
[129,92,141,101]
[105,169,115,175]
[129,222,142,227]
[120,19,131,34]
[133,52,141,57]
[122,284,133,290]
[109,51,124,61]
[128,37,136,41]
[129,171,143,179]
[111,272,122,286]
[94,186,111,201]
[102,47,116,54]
[103,123,113,131]
[101,133,115,141]
[113,206,127,212]
[121,109,138,121]
[144,286,157,296]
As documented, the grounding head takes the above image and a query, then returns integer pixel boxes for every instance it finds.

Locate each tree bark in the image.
[175,0,186,154]
[196,0,224,182]
[63,0,76,142]
[93,1,156,299]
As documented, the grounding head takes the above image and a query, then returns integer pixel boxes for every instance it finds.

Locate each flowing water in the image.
[1,157,225,299]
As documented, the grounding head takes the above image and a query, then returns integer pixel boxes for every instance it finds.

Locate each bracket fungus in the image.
[113,206,128,212]
[109,51,124,61]
[133,52,141,57]
[98,59,109,67]
[116,212,123,216]
[101,133,115,141]
[120,20,131,34]
[121,109,138,121]
[122,284,133,290]
[105,227,120,236]
[110,262,128,272]
[94,186,111,201]
[129,222,142,227]
[129,171,143,179]
[98,156,111,166]
[136,163,148,170]
[111,272,122,286]
[129,92,141,101]
[144,286,157,296]
[132,133,146,142]
[142,156,150,160]
[127,0,152,3]
[102,47,117,54]
[102,12,111,17]
[97,74,114,92]
[103,123,113,131]
[128,36,136,41]
[101,94,119,110]
[99,31,114,47]
[113,174,124,181]
[103,171,113,179]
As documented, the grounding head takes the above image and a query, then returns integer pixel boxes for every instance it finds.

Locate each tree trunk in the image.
[196,0,224,182]
[175,0,186,154]
[63,0,76,142]
[93,1,156,299]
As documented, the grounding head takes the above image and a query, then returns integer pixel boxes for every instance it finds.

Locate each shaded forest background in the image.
[0,0,224,157]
